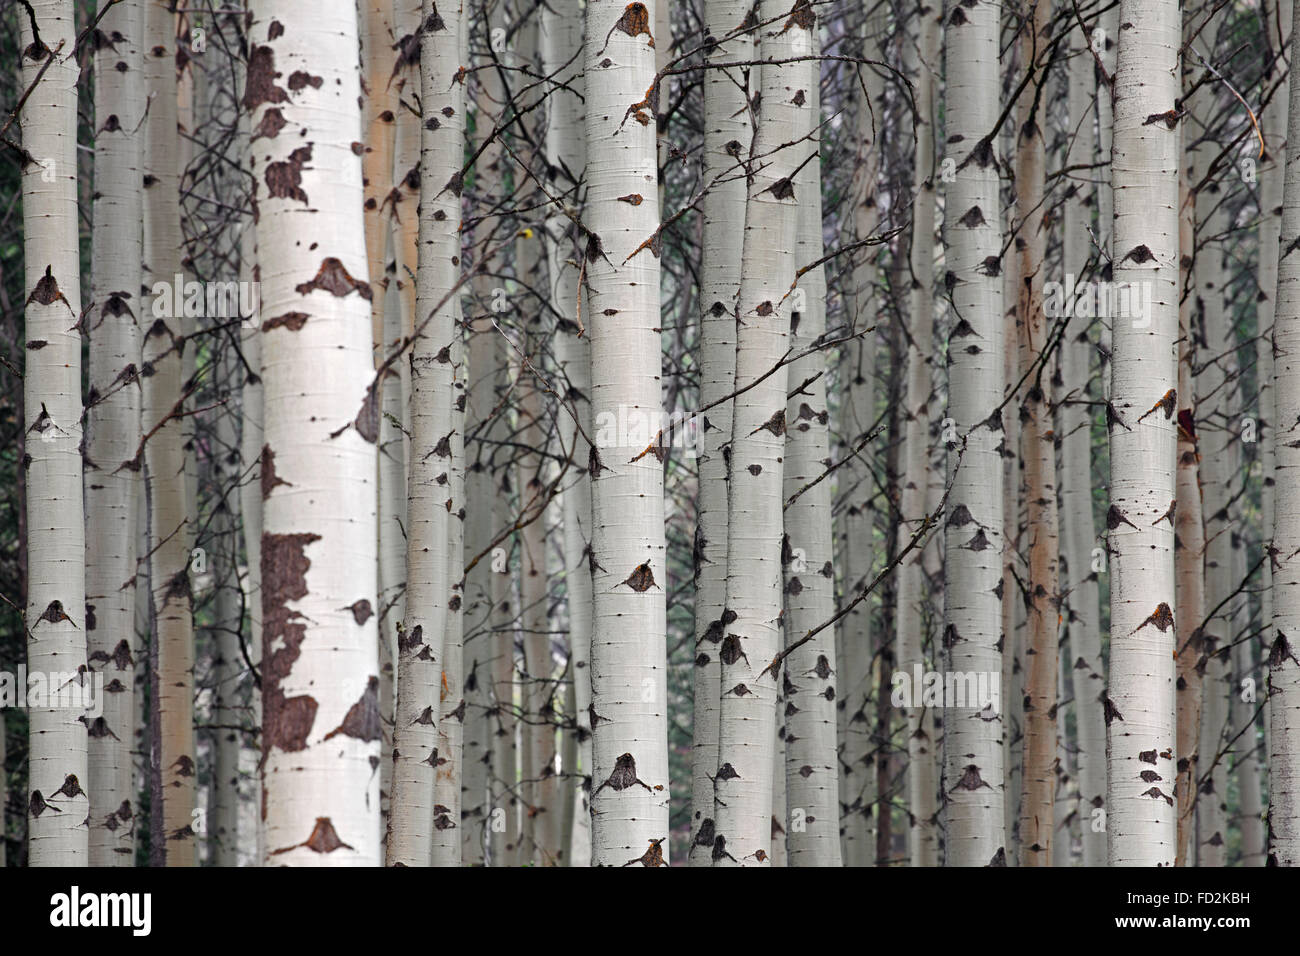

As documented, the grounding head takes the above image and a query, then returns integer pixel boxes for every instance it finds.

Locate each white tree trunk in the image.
[248,0,381,866]
[896,5,941,867]
[21,0,87,868]
[86,0,144,867]
[780,25,840,866]
[688,0,752,866]
[941,0,1006,867]
[584,0,670,867]
[1269,0,1300,865]
[712,0,814,868]
[1105,0,1179,867]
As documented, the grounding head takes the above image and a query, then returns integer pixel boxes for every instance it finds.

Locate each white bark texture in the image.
[248,0,381,866]
[941,0,1005,867]
[712,0,814,868]
[688,0,752,866]
[1059,16,1106,870]
[584,0,670,867]
[22,0,88,867]
[896,6,941,867]
[1271,0,1300,865]
[1106,0,1179,867]
[86,0,144,867]
[780,26,841,867]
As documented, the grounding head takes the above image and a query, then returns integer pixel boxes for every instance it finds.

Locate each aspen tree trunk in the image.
[377,224,406,858]
[520,365,560,865]
[584,0,670,867]
[248,0,381,866]
[1014,0,1059,866]
[541,0,592,866]
[896,5,941,867]
[1173,153,1205,868]
[85,0,143,867]
[237,111,265,868]
[429,0,469,871]
[710,0,814,868]
[1105,0,1180,866]
[1000,202,1022,863]
[141,0,196,867]
[1096,8,1117,402]
[1232,546,1266,863]
[386,0,465,866]
[780,27,840,866]
[1058,17,1106,869]
[21,0,87,867]
[212,345,245,866]
[941,0,1005,867]
[836,25,884,867]
[362,0,398,354]
[365,0,402,848]
[1269,0,1300,864]
[1196,176,1234,868]
[688,0,752,866]
[1258,0,1292,757]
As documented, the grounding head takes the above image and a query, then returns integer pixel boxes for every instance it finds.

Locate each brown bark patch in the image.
[265,144,313,204]
[324,676,382,743]
[295,257,372,300]
[244,45,290,111]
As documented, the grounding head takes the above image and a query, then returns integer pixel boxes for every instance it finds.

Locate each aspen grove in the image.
[6,0,1300,869]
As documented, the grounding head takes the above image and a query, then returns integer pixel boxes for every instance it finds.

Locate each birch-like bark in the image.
[1058,16,1106,870]
[141,0,195,867]
[688,0,752,866]
[896,5,940,867]
[1173,150,1205,868]
[541,0,591,865]
[835,25,884,868]
[386,0,465,866]
[1258,0,1292,754]
[584,0,670,867]
[780,26,840,867]
[1270,0,1300,865]
[1014,0,1059,867]
[365,0,402,851]
[941,0,1005,867]
[248,0,381,866]
[712,0,814,868]
[1105,0,1179,866]
[86,0,143,867]
[21,0,87,867]
[430,0,469,871]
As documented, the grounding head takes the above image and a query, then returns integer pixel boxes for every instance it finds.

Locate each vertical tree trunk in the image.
[248,0,381,866]
[541,0,590,866]
[21,0,87,868]
[896,4,941,867]
[583,0,670,867]
[835,22,884,868]
[1269,0,1300,865]
[1058,15,1107,870]
[86,0,143,867]
[941,0,1006,867]
[688,0,752,866]
[1014,0,1059,867]
[142,0,195,867]
[1173,148,1205,868]
[1105,0,1179,867]
[711,0,814,868]
[780,24,840,867]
